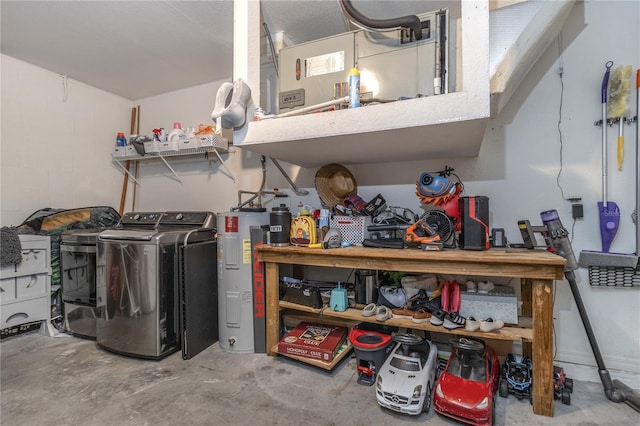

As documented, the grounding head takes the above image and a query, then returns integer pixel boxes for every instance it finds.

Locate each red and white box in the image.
[277,322,348,362]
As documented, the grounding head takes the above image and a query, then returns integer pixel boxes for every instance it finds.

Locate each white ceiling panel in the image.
[1,0,453,100]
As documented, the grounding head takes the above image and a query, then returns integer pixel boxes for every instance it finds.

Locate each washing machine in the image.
[96,211,218,360]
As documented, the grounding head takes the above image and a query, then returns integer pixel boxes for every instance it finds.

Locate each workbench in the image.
[257,245,566,417]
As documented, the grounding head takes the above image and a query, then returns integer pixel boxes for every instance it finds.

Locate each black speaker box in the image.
[459,196,490,250]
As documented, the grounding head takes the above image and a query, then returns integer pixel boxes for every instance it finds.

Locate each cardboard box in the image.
[277,322,348,362]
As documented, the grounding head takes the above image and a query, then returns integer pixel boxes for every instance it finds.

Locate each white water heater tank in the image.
[217,210,269,353]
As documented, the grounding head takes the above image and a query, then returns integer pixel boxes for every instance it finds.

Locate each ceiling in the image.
[1,0,448,100]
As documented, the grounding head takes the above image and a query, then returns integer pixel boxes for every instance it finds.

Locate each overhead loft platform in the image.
[232,0,575,168]
[238,92,489,167]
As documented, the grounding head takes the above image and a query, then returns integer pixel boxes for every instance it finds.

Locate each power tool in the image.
[403,217,442,250]
[364,217,443,250]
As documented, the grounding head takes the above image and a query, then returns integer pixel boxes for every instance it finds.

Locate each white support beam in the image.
[233,0,261,141]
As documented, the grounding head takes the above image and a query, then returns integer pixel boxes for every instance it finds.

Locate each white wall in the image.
[1,1,638,380]
[1,54,131,226]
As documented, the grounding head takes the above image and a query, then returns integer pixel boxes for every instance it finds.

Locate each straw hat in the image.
[315,163,357,209]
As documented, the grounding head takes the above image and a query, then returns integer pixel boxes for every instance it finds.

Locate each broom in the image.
[607,65,633,171]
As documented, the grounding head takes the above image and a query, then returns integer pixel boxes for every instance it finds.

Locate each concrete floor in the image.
[1,331,639,426]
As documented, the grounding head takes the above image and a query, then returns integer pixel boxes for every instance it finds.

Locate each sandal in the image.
[361,303,377,317]
[375,305,392,322]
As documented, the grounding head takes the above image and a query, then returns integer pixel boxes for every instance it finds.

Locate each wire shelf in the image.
[587,266,640,288]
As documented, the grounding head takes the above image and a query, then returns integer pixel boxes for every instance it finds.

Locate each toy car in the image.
[433,337,499,426]
[499,354,533,402]
[375,333,439,415]
[553,365,573,405]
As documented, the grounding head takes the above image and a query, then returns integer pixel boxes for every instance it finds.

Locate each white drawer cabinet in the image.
[1,235,53,333]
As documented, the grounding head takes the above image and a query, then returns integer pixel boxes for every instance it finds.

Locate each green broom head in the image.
[607,65,633,118]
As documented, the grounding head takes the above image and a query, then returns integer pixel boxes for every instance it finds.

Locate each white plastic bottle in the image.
[167,122,186,142]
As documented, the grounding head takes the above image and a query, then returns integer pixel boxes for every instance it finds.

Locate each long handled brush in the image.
[598,61,621,253]
[608,65,633,171]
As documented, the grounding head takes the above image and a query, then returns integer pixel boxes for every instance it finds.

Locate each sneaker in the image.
[466,280,477,293]
[478,281,495,294]
[412,309,432,324]
[465,316,480,332]
[480,318,504,332]
[375,305,392,322]
[443,312,466,330]
[361,303,377,317]
[392,306,415,319]
[430,309,445,326]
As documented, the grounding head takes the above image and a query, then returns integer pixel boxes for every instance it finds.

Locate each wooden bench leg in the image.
[266,262,280,356]
[532,279,554,417]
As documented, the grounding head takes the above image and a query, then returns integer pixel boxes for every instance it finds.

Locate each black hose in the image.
[340,0,423,40]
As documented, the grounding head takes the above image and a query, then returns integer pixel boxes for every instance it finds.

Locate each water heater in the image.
[217,210,269,353]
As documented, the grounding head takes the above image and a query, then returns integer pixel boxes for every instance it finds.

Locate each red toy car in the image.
[434,337,500,426]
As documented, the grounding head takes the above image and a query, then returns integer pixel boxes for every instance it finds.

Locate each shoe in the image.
[361,303,377,317]
[465,316,480,332]
[441,281,451,312]
[480,318,504,332]
[407,289,429,310]
[443,312,466,330]
[375,305,392,322]
[450,281,461,313]
[478,281,495,294]
[466,280,477,293]
[430,309,445,326]
[409,297,440,313]
[412,309,432,324]
[392,305,415,319]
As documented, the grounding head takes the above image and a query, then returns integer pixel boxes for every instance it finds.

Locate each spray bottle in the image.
[349,68,361,108]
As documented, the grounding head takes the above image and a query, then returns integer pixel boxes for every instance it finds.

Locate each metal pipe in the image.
[262,96,349,119]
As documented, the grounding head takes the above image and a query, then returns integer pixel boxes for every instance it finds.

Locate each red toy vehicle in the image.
[434,337,500,426]
[554,365,574,405]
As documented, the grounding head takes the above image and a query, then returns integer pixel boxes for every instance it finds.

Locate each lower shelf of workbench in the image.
[279,301,533,342]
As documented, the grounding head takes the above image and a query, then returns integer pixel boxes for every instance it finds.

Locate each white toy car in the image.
[375,333,439,415]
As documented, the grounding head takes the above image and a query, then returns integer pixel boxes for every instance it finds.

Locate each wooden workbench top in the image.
[256,245,566,280]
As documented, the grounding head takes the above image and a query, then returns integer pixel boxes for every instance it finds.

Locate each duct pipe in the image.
[339,0,423,40]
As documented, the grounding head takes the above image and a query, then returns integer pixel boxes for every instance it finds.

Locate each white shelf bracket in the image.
[211,148,236,183]
[157,154,183,183]
[114,160,140,185]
